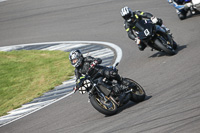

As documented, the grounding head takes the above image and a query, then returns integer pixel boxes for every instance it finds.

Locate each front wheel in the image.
[90,94,117,116]
[154,38,176,55]
[124,78,146,103]
[178,13,186,20]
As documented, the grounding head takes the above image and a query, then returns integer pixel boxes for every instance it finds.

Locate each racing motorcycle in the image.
[181,0,200,19]
[190,0,200,15]
[135,19,177,55]
[169,0,200,20]
[73,63,146,116]
[192,0,200,8]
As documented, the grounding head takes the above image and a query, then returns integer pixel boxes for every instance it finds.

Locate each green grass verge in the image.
[0,50,74,117]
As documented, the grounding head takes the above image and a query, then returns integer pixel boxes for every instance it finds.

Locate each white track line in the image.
[0,91,74,127]
[0,0,6,2]
[0,41,122,65]
[0,41,122,127]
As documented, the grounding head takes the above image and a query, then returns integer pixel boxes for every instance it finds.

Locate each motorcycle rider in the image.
[168,0,195,20]
[69,50,134,93]
[120,6,171,51]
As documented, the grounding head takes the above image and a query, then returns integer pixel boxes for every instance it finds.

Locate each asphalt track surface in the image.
[0,0,200,133]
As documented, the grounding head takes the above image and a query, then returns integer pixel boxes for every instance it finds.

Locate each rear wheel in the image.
[90,94,117,116]
[124,78,146,103]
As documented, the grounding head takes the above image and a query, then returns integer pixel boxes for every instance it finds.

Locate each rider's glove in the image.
[135,37,141,45]
[151,16,158,24]
[157,18,163,25]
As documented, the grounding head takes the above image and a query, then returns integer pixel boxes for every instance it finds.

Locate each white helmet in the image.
[69,50,83,67]
[120,6,133,22]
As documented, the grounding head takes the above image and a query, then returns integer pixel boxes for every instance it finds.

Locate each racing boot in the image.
[115,75,136,90]
[112,84,121,94]
[112,72,137,90]
[121,78,136,90]
[138,43,147,51]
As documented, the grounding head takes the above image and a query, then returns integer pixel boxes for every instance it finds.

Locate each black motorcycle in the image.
[73,63,146,116]
[135,20,177,55]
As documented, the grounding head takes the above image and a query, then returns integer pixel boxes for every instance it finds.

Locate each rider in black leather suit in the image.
[120,6,169,51]
[69,50,132,92]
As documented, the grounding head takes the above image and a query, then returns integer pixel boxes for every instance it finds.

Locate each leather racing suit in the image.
[124,10,163,51]
[75,56,133,93]
[75,56,121,84]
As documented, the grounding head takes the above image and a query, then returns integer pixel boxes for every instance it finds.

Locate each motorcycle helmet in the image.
[69,50,83,67]
[120,6,133,22]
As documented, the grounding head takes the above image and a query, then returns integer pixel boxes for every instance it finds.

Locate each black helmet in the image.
[120,6,133,22]
[69,50,83,67]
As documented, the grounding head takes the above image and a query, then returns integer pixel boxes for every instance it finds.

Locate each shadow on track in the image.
[148,44,187,58]
[104,95,152,117]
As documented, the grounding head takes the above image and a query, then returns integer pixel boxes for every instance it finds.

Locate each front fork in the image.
[88,84,109,103]
[88,83,133,107]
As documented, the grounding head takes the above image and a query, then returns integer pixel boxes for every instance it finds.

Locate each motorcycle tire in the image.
[154,39,176,55]
[178,10,187,20]
[124,78,146,103]
[172,40,178,50]
[90,94,117,116]
[178,13,186,20]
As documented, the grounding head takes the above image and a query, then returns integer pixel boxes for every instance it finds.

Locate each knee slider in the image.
[109,70,118,77]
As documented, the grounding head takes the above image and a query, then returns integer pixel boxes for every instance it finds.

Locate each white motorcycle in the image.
[192,0,200,9]
[169,0,200,20]
[189,0,200,14]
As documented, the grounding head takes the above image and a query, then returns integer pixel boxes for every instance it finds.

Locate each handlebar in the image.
[74,62,120,93]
